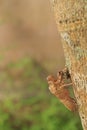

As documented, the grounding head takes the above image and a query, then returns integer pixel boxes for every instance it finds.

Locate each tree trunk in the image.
[50,0,87,130]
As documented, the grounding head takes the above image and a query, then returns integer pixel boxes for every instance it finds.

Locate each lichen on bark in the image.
[50,0,87,130]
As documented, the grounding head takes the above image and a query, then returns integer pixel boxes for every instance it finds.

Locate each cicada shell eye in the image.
[48,80,54,86]
[49,84,56,94]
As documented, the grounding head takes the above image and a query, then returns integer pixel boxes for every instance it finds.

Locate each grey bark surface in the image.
[50,0,87,130]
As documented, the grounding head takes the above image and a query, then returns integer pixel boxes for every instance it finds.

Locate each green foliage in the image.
[0,57,82,130]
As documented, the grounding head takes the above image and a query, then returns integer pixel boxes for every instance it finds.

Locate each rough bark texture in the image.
[50,0,87,130]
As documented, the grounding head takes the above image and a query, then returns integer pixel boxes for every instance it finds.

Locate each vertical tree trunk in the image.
[50,0,87,130]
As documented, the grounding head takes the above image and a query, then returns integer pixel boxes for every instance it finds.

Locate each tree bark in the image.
[50,0,87,130]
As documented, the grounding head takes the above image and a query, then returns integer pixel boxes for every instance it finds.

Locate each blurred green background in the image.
[0,0,82,130]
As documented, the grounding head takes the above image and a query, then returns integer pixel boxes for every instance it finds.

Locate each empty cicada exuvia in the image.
[47,68,77,111]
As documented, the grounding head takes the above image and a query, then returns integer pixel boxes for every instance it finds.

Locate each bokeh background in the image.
[0,0,82,130]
